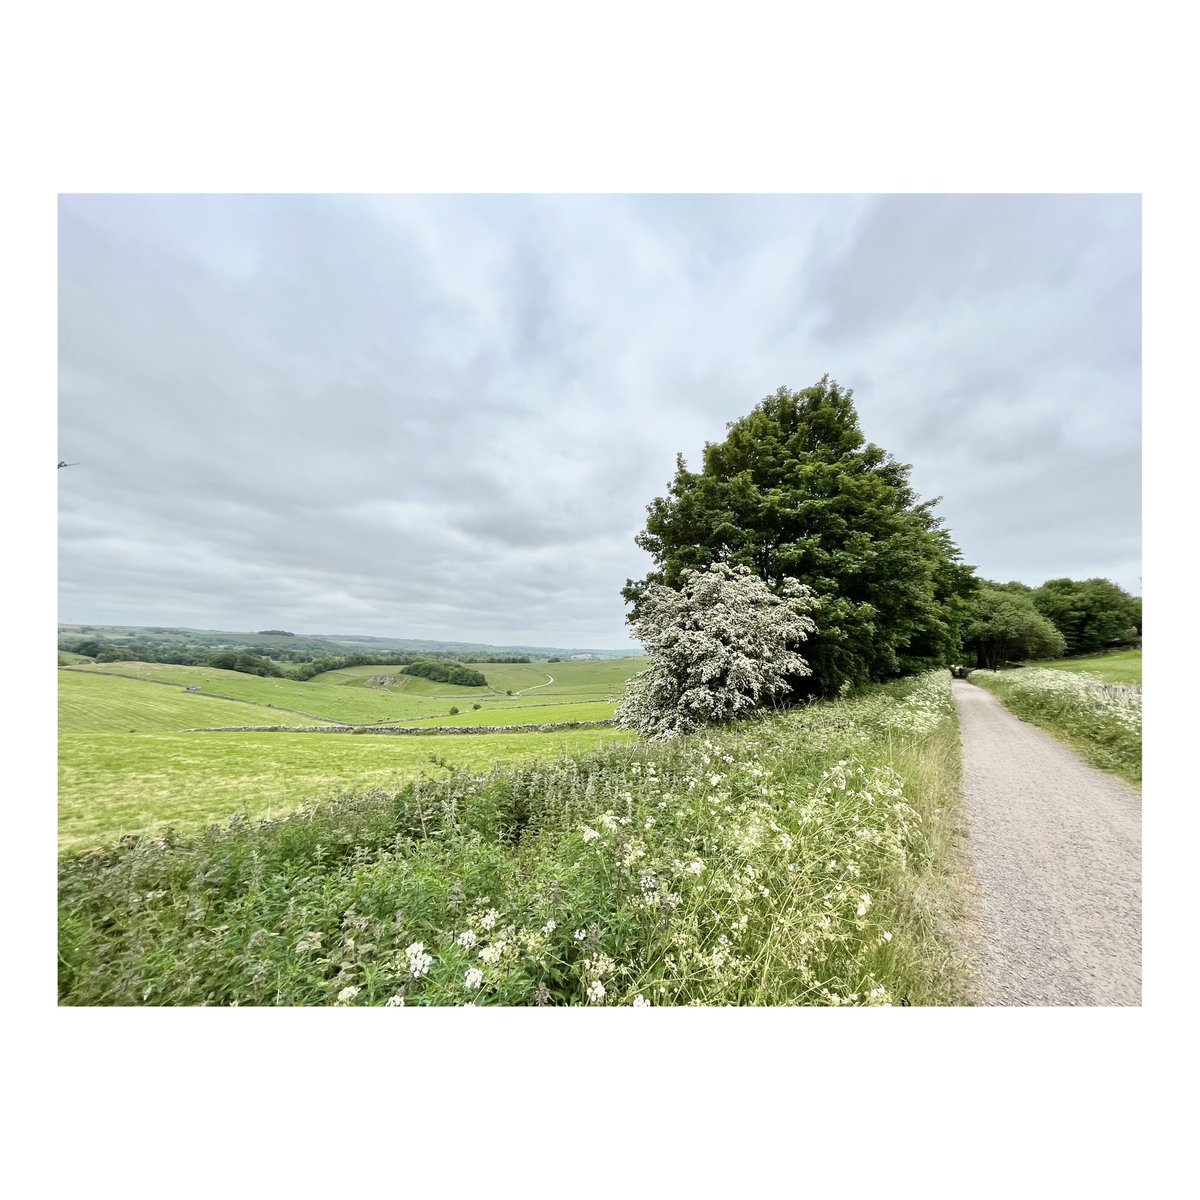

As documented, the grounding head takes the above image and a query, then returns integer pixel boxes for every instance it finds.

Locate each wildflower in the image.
[709,773,722,787]
[384,993,406,1007]
[574,929,588,941]
[464,968,484,990]
[640,874,657,892]
[687,860,705,876]
[586,980,606,1004]
[478,942,505,964]
[479,908,500,931]
[582,827,600,843]
[456,930,478,949]
[882,931,893,942]
[336,986,360,1004]
[631,994,651,1007]
[542,920,557,935]
[406,942,433,978]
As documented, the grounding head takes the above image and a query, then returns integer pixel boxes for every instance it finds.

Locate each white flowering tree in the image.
[616,563,818,739]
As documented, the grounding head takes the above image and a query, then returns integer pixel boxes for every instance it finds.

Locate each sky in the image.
[58,193,1141,650]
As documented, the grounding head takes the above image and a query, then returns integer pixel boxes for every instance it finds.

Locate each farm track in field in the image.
[953,679,1141,1005]
[513,673,555,696]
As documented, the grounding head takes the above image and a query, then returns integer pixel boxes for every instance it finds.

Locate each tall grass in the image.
[971,668,1141,786]
[59,672,972,1006]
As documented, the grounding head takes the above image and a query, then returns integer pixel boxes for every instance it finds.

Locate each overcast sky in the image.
[58,194,1140,649]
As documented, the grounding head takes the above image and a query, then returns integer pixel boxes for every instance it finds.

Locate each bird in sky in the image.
[58,461,78,469]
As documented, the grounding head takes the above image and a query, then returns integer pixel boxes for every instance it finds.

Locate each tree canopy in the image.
[962,587,1066,669]
[1030,578,1141,656]
[624,377,976,698]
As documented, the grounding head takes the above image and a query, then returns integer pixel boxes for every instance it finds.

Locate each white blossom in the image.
[614,564,817,739]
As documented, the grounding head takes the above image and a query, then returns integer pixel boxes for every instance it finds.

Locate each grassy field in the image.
[971,667,1141,786]
[1034,648,1141,685]
[59,726,630,852]
[72,656,644,720]
[59,671,972,1006]
[58,658,644,851]
[59,670,328,734]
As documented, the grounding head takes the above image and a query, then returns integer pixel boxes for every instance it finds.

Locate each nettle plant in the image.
[617,563,818,739]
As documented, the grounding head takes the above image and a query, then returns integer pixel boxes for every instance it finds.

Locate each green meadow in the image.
[1034,648,1141,686]
[58,658,645,851]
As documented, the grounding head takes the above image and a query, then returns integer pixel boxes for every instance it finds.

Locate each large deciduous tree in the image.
[623,377,976,698]
[962,586,1066,669]
[1031,578,1141,656]
[615,563,817,738]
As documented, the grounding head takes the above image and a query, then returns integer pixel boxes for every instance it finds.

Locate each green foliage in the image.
[207,650,284,677]
[962,586,1066,668]
[58,673,969,1006]
[624,377,976,697]
[448,706,460,716]
[1031,578,1141,657]
[401,659,488,687]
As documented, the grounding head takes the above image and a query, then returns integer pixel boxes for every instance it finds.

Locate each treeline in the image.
[61,637,532,677]
[64,639,214,665]
[206,651,284,677]
[621,377,1142,700]
[962,577,1140,669]
[290,654,493,683]
[399,659,488,687]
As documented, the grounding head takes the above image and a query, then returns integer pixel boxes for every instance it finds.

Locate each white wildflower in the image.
[406,941,433,978]
[586,980,606,1004]
[464,967,484,990]
[336,985,360,1004]
[456,930,478,949]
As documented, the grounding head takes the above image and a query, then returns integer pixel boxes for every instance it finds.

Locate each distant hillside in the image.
[58,623,636,661]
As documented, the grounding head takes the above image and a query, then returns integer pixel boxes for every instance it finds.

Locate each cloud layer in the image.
[58,194,1140,647]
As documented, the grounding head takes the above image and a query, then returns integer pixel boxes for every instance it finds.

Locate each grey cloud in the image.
[59,194,1140,647]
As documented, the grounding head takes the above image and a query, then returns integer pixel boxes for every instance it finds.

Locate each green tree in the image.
[1031,578,1141,656]
[624,377,977,698]
[962,587,1066,669]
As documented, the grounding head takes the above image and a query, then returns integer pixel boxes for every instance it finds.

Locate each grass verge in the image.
[59,672,972,1006]
[970,668,1141,787]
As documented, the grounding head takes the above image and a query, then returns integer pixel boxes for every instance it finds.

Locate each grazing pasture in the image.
[57,658,646,852]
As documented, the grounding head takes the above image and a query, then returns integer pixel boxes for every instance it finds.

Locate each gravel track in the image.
[953,679,1141,1006]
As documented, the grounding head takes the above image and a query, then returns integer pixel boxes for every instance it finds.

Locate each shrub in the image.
[448,706,459,716]
[616,563,817,739]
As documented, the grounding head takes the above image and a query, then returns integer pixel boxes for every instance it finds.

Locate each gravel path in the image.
[953,679,1141,1005]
